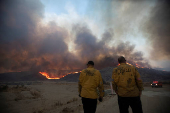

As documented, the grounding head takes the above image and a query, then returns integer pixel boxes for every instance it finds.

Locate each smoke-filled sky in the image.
[0,0,170,74]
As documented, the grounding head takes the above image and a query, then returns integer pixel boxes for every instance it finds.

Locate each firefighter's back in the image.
[114,63,140,97]
[79,68,101,99]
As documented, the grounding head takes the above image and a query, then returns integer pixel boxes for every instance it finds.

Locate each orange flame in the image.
[117,62,145,68]
[39,71,82,79]
[39,72,60,79]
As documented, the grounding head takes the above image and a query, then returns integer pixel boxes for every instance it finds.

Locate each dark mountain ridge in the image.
[0,68,170,83]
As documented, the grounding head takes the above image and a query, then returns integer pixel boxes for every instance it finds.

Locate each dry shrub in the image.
[16,85,19,88]
[73,98,78,101]
[55,101,63,106]
[38,110,43,113]
[30,90,41,98]
[62,107,74,113]
[33,110,44,113]
[0,85,9,92]
[67,98,78,104]
[3,85,9,90]
[10,85,29,92]
[15,93,24,101]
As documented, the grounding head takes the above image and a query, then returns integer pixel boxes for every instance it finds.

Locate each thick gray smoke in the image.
[142,0,170,59]
[0,0,44,72]
[0,0,150,77]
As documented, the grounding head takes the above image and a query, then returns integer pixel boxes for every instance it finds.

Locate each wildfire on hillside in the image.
[40,63,147,79]
[39,71,82,79]
[39,72,60,79]
[117,62,145,68]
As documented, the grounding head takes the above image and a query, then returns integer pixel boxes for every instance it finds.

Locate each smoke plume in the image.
[0,0,150,77]
[142,0,170,59]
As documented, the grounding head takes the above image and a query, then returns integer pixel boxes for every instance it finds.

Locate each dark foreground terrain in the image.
[0,82,170,113]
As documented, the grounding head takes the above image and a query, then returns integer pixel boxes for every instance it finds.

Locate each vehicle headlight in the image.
[156,84,157,85]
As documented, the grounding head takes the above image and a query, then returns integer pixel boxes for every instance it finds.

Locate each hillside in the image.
[59,67,170,82]
[99,67,170,82]
[0,68,170,83]
[0,71,47,82]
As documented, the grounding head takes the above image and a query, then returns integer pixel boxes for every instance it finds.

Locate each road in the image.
[95,85,170,113]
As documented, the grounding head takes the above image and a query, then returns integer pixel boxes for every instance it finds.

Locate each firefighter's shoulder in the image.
[114,65,120,69]
[81,69,87,73]
[113,66,118,71]
[94,69,100,73]
[130,65,138,71]
[112,67,118,74]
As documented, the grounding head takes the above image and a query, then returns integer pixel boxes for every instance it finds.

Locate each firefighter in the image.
[78,61,104,113]
[112,56,143,113]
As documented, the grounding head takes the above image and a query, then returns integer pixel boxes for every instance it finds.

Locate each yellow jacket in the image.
[112,63,144,97]
[78,66,104,99]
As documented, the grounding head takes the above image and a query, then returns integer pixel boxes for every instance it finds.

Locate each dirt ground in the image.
[0,82,170,113]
